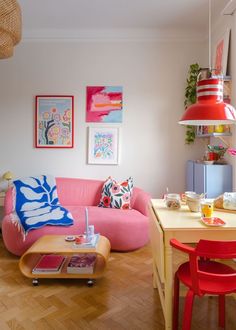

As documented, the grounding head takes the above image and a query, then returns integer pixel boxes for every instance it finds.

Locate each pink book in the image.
[33,254,65,271]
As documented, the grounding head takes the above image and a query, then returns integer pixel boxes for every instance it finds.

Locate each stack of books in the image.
[67,253,96,274]
[32,254,66,274]
[73,233,100,249]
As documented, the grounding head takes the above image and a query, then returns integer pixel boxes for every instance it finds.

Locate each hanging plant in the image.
[184,63,201,144]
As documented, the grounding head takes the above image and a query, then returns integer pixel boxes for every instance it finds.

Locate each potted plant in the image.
[184,63,201,144]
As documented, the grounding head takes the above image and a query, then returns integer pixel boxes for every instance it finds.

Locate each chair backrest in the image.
[196,239,236,259]
[170,238,236,296]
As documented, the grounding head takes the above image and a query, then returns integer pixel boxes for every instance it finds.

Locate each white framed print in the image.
[88,127,120,165]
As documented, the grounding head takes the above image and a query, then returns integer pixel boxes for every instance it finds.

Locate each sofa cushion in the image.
[98,177,133,209]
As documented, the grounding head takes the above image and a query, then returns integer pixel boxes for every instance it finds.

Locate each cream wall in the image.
[0,38,206,197]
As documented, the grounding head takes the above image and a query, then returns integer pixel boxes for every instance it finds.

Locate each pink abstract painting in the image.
[86,86,123,123]
[214,39,224,74]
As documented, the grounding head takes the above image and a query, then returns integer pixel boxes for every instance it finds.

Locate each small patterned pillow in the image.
[98,177,134,209]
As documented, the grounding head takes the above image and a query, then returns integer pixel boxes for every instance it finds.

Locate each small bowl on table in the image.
[186,194,202,212]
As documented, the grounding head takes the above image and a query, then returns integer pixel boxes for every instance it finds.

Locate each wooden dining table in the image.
[149,198,236,330]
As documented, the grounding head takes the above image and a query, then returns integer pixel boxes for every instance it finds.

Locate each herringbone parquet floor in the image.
[0,235,236,330]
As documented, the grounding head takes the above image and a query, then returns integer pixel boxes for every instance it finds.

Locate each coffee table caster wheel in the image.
[87,279,94,287]
[32,278,39,286]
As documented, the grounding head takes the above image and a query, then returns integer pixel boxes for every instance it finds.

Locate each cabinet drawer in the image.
[149,206,165,283]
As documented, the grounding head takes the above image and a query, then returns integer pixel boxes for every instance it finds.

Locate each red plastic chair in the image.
[170,239,236,330]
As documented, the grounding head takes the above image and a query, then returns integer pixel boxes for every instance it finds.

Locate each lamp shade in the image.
[179,77,236,125]
[0,0,22,59]
[2,171,13,181]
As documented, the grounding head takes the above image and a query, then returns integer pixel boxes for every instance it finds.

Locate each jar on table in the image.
[165,194,181,210]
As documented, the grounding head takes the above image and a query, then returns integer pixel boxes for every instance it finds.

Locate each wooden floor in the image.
[0,235,236,330]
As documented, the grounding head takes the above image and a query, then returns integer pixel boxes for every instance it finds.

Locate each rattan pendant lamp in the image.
[179,0,236,125]
[0,0,22,59]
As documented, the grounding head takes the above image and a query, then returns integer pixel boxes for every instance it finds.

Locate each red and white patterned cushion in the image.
[98,177,133,209]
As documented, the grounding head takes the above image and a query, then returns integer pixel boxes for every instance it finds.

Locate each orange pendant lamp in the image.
[179,0,236,126]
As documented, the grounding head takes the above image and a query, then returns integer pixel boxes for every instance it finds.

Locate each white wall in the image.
[0,38,206,197]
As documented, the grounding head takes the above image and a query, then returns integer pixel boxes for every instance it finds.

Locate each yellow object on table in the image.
[200,200,213,218]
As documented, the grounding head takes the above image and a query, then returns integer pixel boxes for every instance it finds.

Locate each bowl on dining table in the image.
[186,193,202,212]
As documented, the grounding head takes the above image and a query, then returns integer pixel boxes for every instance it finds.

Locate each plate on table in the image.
[201,217,225,226]
[65,235,76,242]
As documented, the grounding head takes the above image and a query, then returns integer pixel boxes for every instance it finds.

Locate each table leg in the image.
[152,263,158,288]
[164,244,173,330]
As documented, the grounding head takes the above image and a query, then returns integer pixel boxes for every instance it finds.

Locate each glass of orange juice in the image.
[200,200,213,218]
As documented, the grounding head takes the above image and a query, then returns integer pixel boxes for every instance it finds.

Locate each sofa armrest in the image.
[131,188,151,216]
[4,187,14,215]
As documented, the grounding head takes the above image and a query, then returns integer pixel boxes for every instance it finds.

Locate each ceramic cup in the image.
[186,199,201,212]
[186,193,202,212]
[182,191,196,203]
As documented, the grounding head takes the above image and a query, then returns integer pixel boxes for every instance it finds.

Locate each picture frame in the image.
[88,126,120,165]
[213,29,230,76]
[86,86,123,123]
[35,95,74,148]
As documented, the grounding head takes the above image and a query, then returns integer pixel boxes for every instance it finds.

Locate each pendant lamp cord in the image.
[209,0,212,71]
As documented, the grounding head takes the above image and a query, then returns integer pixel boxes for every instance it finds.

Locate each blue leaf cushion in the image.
[98,177,134,209]
[13,175,73,234]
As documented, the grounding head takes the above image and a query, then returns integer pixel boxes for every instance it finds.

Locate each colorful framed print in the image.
[88,127,120,165]
[86,86,123,123]
[35,95,74,148]
[213,29,230,76]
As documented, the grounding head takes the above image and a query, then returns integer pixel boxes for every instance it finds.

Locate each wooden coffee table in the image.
[19,235,111,286]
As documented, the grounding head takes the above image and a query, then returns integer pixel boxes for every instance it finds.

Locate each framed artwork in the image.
[35,95,74,148]
[86,86,123,123]
[213,29,230,76]
[88,127,120,165]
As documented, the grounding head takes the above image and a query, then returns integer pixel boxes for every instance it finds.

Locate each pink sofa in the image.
[2,177,150,256]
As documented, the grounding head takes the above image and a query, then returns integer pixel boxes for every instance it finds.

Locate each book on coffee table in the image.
[67,253,96,274]
[32,254,66,274]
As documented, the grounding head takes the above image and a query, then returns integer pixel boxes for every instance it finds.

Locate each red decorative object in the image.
[207,151,219,161]
[179,77,236,125]
[170,238,236,330]
[75,235,86,245]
